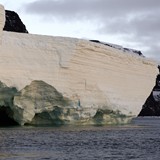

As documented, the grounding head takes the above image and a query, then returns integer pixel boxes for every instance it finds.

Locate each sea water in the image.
[0,117,160,160]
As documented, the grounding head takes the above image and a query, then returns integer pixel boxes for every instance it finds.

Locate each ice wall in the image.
[0,5,158,124]
[0,5,5,39]
[0,31,158,117]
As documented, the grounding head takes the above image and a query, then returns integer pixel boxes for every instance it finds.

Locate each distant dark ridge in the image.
[138,69,160,116]
[3,10,28,33]
[90,40,144,57]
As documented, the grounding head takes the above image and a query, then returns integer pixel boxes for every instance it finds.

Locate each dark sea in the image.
[0,117,160,160]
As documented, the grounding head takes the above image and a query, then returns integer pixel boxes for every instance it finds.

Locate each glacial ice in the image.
[0,4,158,126]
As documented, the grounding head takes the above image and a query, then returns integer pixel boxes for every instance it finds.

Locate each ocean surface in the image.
[0,117,160,160]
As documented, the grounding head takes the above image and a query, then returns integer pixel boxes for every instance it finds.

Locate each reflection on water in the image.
[0,117,160,160]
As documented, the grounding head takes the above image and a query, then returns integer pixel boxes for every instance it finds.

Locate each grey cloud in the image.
[99,11,160,44]
[23,0,160,59]
[24,0,160,20]
[145,47,160,60]
[98,9,160,57]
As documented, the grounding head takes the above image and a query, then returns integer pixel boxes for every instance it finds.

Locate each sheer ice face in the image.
[0,4,158,125]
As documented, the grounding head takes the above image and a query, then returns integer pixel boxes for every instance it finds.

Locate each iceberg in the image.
[0,4,158,125]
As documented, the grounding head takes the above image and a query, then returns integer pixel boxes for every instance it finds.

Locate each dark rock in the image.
[90,40,101,43]
[90,40,144,57]
[3,10,28,33]
[123,48,143,56]
[138,73,160,116]
[158,65,160,72]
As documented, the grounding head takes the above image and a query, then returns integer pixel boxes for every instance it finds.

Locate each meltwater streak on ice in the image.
[0,117,160,160]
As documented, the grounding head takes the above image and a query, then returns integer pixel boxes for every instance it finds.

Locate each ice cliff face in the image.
[0,5,5,37]
[0,4,158,126]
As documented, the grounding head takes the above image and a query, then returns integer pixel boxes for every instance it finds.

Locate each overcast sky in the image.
[1,0,160,61]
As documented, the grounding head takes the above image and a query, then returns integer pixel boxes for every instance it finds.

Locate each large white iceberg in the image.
[0,4,158,125]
